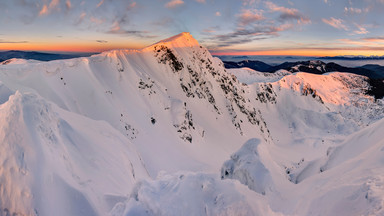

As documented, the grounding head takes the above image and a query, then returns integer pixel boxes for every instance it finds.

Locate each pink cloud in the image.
[238,9,265,26]
[353,24,369,35]
[344,7,369,14]
[38,0,61,16]
[65,0,72,10]
[96,0,104,8]
[129,2,137,9]
[322,17,348,30]
[165,0,184,8]
[39,5,48,16]
[265,1,296,14]
[362,37,384,43]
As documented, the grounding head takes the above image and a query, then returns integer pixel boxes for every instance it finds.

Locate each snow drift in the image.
[221,138,274,195]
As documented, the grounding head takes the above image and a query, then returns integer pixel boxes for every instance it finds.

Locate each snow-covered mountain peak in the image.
[0,58,38,65]
[146,32,199,50]
[94,32,198,60]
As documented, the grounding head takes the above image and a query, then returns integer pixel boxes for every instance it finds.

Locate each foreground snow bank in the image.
[110,172,278,216]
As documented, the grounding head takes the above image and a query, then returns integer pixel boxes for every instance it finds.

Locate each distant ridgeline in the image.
[224,60,384,99]
[0,50,97,63]
[319,56,384,60]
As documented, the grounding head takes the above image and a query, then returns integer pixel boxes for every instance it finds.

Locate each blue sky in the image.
[1,0,384,56]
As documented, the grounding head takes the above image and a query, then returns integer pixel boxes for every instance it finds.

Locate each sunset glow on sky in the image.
[1,0,384,56]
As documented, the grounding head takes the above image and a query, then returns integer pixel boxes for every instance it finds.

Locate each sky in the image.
[1,0,384,56]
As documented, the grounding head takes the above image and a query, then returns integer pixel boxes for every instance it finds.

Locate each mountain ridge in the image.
[0,33,384,216]
[0,50,96,64]
[224,59,384,79]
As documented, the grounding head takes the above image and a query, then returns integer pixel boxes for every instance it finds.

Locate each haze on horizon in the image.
[1,0,384,56]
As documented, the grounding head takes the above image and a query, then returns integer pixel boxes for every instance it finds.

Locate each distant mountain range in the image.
[319,55,384,60]
[0,50,97,63]
[223,59,384,79]
[224,60,384,99]
[217,55,384,60]
[224,60,273,72]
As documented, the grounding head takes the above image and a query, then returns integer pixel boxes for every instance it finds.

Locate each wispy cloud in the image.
[205,1,310,49]
[338,38,384,47]
[315,46,384,51]
[208,24,288,48]
[195,0,205,3]
[107,21,157,38]
[96,40,108,43]
[108,21,123,33]
[49,0,60,10]
[362,36,384,42]
[339,38,366,46]
[238,9,265,26]
[129,2,137,9]
[202,26,221,34]
[265,1,294,13]
[96,0,104,8]
[0,40,29,43]
[339,37,384,47]
[39,5,48,16]
[65,0,71,10]
[353,23,369,35]
[344,7,369,14]
[242,0,257,6]
[215,12,221,16]
[91,0,139,34]
[265,1,310,24]
[165,0,184,8]
[322,17,348,30]
[150,17,174,26]
[39,0,61,16]
[74,12,86,25]
[90,16,104,25]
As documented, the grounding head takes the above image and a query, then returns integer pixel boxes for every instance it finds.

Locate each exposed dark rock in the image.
[154,45,183,72]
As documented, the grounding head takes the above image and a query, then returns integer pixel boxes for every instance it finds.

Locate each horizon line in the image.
[1,49,384,58]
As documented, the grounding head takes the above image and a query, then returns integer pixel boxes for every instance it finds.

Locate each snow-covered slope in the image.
[220,119,384,216]
[0,91,149,216]
[0,32,383,216]
[226,68,291,84]
[0,33,269,177]
[0,32,270,215]
[225,66,384,215]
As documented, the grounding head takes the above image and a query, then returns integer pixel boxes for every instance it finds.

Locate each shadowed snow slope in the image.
[0,92,149,216]
[0,33,383,215]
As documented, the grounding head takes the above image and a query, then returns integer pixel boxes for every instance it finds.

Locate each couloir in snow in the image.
[0,33,383,216]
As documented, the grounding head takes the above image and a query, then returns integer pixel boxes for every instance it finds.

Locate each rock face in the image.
[0,32,383,216]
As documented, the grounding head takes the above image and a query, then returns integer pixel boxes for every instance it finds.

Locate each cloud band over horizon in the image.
[0,0,383,56]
